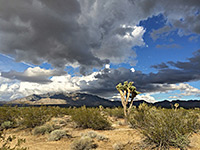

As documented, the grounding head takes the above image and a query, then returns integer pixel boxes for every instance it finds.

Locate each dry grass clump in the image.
[81,131,108,141]
[32,123,54,135]
[81,131,97,139]
[48,129,70,141]
[70,136,97,150]
[112,143,125,150]
[129,103,200,150]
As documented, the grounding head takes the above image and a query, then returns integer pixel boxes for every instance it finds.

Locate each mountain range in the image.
[1,92,200,108]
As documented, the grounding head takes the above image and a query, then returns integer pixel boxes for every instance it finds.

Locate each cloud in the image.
[0,0,199,74]
[177,83,200,97]
[156,44,181,49]
[0,68,100,100]
[0,0,147,74]
[169,83,200,99]
[151,49,200,79]
[1,67,66,83]
[151,26,173,41]
[135,94,157,103]
[105,64,110,69]
[130,68,135,72]
[1,63,200,101]
[1,48,200,101]
[188,35,199,42]
[169,96,179,99]
[151,62,169,69]
[110,93,156,103]
[79,49,200,97]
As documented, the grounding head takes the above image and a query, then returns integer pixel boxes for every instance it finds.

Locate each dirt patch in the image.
[2,116,200,150]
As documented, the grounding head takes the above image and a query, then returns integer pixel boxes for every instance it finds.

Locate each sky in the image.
[0,0,200,103]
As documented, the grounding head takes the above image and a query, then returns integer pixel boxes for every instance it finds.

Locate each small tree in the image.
[116,81,140,122]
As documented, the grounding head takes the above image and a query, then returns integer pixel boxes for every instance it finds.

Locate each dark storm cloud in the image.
[0,0,199,74]
[148,0,200,39]
[81,49,200,96]
[0,0,108,74]
[151,62,169,69]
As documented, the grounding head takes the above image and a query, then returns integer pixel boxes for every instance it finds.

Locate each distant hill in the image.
[8,92,122,107]
[2,92,200,108]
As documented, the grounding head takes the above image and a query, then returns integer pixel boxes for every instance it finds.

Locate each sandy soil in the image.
[2,117,200,150]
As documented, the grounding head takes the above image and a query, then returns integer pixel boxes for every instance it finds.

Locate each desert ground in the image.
[3,115,200,150]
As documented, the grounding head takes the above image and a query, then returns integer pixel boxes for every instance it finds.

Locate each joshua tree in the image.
[116,81,140,122]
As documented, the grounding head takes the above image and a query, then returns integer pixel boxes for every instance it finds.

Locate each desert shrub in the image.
[112,143,124,150]
[129,103,200,149]
[71,136,97,150]
[51,118,68,129]
[0,106,19,126]
[0,106,72,129]
[96,134,108,141]
[48,129,70,141]
[33,124,54,135]
[1,121,14,130]
[0,131,27,150]
[81,131,108,141]
[81,131,97,139]
[17,106,54,128]
[71,106,111,130]
[104,107,124,118]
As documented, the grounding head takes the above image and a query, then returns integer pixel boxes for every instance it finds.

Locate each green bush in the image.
[48,129,70,141]
[1,121,14,130]
[33,124,54,135]
[0,106,19,127]
[17,106,55,128]
[104,107,124,118]
[129,103,200,149]
[71,137,97,150]
[0,106,72,129]
[71,106,111,130]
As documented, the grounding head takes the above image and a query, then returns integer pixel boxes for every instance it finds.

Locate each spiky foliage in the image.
[116,81,140,122]
[129,103,200,150]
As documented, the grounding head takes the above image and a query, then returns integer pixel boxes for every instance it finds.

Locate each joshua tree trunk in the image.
[116,81,140,124]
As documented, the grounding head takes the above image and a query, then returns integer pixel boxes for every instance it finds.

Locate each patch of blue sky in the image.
[0,54,31,72]
[134,14,200,74]
[152,91,180,101]
[38,62,53,70]
[153,89,200,101]
[187,80,200,89]
[64,66,80,76]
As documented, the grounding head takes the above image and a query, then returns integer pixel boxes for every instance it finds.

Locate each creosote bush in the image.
[112,143,124,150]
[71,136,97,150]
[0,106,19,128]
[81,131,97,139]
[48,129,70,141]
[81,131,108,141]
[104,107,124,118]
[17,106,70,128]
[33,123,54,135]
[129,103,200,150]
[1,121,14,130]
[71,106,111,130]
